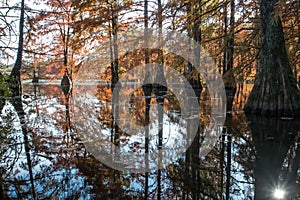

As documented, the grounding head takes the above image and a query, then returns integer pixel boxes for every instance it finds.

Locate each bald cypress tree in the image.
[10,0,25,97]
[244,0,300,116]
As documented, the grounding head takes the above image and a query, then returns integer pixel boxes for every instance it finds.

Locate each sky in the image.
[0,0,47,66]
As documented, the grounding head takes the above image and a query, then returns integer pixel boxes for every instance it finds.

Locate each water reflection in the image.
[0,84,299,199]
[73,82,204,172]
[1,84,89,199]
[246,114,300,200]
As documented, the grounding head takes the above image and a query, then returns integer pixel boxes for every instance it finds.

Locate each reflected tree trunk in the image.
[285,138,300,198]
[220,129,226,198]
[157,168,161,200]
[222,114,233,200]
[0,183,2,199]
[225,134,231,200]
[10,92,36,199]
[143,0,150,196]
[63,91,72,145]
[158,101,164,148]
[144,94,150,197]
[23,121,36,200]
[192,130,200,200]
[144,123,149,199]
[157,94,164,200]
[184,119,201,199]
[247,115,299,200]
[153,0,167,148]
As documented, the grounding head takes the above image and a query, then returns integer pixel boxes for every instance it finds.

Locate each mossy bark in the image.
[244,0,300,116]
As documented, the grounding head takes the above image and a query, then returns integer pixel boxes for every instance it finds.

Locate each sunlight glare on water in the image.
[273,188,285,199]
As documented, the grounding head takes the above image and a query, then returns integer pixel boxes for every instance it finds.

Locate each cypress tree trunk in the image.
[143,1,150,196]
[185,0,202,97]
[244,0,300,116]
[110,1,120,140]
[155,0,167,149]
[223,0,236,113]
[10,0,25,98]
[111,4,119,91]
[192,0,202,97]
[11,0,25,80]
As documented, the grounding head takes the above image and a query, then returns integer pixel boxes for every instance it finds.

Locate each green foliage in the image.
[0,109,14,159]
[0,74,11,111]
[8,75,22,97]
[0,74,11,98]
[0,74,12,164]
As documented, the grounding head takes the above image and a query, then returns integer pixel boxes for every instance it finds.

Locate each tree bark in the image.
[10,0,25,98]
[223,0,236,113]
[143,1,150,197]
[111,4,119,91]
[11,0,25,80]
[222,0,228,75]
[110,1,120,140]
[192,0,202,97]
[244,0,300,116]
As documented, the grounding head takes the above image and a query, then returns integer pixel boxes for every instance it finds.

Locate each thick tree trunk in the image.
[244,0,300,116]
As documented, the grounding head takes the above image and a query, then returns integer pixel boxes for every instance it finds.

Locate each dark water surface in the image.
[0,84,299,199]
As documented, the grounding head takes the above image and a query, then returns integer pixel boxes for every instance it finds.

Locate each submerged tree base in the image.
[244,45,300,117]
[244,83,300,117]
[244,72,300,116]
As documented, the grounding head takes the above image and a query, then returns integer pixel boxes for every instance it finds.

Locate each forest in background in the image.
[0,0,300,94]
[0,0,300,113]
